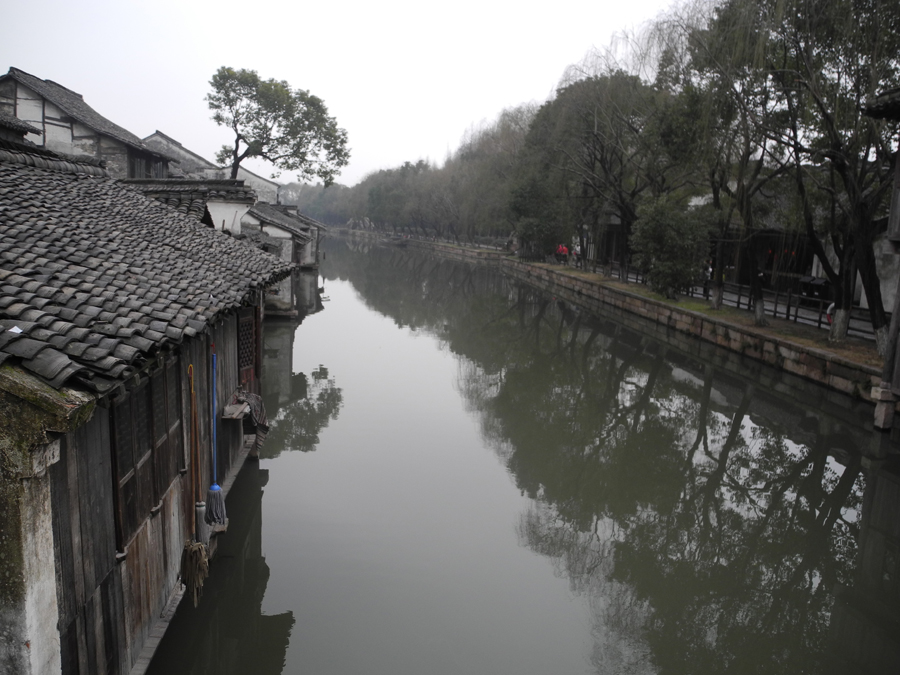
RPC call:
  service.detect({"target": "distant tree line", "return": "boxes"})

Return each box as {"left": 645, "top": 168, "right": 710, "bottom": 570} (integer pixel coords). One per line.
{"left": 283, "top": 0, "right": 899, "bottom": 348}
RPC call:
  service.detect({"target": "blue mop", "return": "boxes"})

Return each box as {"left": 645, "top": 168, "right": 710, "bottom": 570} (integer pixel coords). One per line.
{"left": 205, "top": 349, "right": 227, "bottom": 525}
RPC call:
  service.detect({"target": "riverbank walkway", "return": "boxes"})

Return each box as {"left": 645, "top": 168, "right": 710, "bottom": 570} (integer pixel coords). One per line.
{"left": 559, "top": 262, "right": 882, "bottom": 371}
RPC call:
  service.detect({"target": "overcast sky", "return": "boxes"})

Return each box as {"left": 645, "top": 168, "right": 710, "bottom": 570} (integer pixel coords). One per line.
{"left": 2, "top": 0, "right": 676, "bottom": 186}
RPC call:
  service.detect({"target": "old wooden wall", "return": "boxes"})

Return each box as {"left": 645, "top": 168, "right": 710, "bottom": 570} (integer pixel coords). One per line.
{"left": 50, "top": 407, "right": 126, "bottom": 674}
{"left": 46, "top": 297, "right": 265, "bottom": 674}
{"left": 211, "top": 314, "right": 247, "bottom": 487}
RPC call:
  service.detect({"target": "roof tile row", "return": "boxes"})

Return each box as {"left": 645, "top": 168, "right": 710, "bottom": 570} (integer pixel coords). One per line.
{"left": 0, "top": 144, "right": 293, "bottom": 395}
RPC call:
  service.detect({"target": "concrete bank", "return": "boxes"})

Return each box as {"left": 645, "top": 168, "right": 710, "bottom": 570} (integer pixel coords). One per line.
{"left": 333, "top": 230, "right": 884, "bottom": 408}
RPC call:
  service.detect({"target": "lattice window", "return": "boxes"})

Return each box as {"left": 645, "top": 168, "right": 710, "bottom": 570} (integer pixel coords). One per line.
{"left": 238, "top": 315, "right": 255, "bottom": 369}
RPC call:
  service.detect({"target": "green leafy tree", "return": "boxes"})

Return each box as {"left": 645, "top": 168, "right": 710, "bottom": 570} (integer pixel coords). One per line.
{"left": 207, "top": 66, "right": 350, "bottom": 185}
{"left": 631, "top": 195, "right": 711, "bottom": 299}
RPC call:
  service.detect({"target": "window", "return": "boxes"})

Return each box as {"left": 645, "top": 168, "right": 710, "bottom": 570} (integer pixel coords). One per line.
{"left": 112, "top": 357, "right": 183, "bottom": 548}
{"left": 238, "top": 307, "right": 257, "bottom": 388}
{"left": 152, "top": 359, "right": 183, "bottom": 499}
{"left": 113, "top": 382, "right": 153, "bottom": 545}
{"left": 128, "top": 153, "right": 168, "bottom": 179}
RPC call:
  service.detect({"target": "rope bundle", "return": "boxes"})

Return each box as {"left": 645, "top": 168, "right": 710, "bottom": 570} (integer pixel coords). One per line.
{"left": 180, "top": 540, "right": 209, "bottom": 607}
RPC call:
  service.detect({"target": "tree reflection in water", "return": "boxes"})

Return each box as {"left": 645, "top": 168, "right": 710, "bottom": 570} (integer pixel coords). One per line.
{"left": 322, "top": 237, "right": 898, "bottom": 675}
{"left": 262, "top": 312, "right": 343, "bottom": 458}
{"left": 263, "top": 365, "right": 343, "bottom": 457}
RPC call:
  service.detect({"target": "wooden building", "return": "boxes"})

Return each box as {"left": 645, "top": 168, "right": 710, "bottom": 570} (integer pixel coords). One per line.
{"left": 0, "top": 67, "right": 172, "bottom": 180}
{"left": 241, "top": 203, "right": 321, "bottom": 316}
{"left": 0, "top": 118, "right": 292, "bottom": 675}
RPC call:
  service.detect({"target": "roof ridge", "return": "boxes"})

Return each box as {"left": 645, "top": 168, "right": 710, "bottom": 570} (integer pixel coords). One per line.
{"left": 8, "top": 68, "right": 86, "bottom": 99}
{"left": 3, "top": 67, "right": 167, "bottom": 159}
{"left": 143, "top": 131, "right": 218, "bottom": 169}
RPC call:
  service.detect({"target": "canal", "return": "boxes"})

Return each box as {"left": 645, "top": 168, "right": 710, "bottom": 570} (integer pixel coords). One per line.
{"left": 148, "top": 237, "right": 900, "bottom": 675}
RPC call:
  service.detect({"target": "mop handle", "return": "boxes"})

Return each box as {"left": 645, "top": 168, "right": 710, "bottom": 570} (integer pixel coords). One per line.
{"left": 211, "top": 349, "right": 217, "bottom": 485}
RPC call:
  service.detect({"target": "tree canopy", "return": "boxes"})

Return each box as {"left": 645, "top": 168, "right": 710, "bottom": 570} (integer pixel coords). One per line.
{"left": 276, "top": 0, "right": 899, "bottom": 341}
{"left": 207, "top": 66, "right": 350, "bottom": 185}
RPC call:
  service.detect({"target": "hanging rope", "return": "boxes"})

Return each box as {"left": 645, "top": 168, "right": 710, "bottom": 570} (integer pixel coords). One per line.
{"left": 179, "top": 540, "right": 209, "bottom": 608}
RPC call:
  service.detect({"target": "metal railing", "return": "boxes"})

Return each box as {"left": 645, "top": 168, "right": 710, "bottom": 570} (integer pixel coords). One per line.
{"left": 564, "top": 259, "right": 879, "bottom": 342}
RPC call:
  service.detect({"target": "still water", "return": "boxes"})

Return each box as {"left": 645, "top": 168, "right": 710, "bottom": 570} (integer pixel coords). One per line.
{"left": 149, "top": 238, "right": 900, "bottom": 674}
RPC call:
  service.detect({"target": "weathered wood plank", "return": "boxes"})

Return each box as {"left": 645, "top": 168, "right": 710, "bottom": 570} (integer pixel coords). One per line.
{"left": 50, "top": 436, "right": 79, "bottom": 669}
{"left": 66, "top": 422, "right": 86, "bottom": 617}
{"left": 75, "top": 421, "right": 99, "bottom": 595}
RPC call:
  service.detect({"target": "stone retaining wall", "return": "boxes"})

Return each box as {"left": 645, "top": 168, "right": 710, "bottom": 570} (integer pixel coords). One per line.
{"left": 330, "top": 229, "right": 882, "bottom": 407}
{"left": 501, "top": 258, "right": 882, "bottom": 406}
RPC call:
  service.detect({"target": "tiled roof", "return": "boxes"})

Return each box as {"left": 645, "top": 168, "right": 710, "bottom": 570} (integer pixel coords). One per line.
{"left": 247, "top": 203, "right": 313, "bottom": 242}
{"left": 0, "top": 110, "right": 40, "bottom": 135}
{"left": 239, "top": 226, "right": 286, "bottom": 257}
{"left": 271, "top": 205, "right": 327, "bottom": 231}
{"left": 0, "top": 138, "right": 108, "bottom": 177}
{"left": 0, "top": 144, "right": 293, "bottom": 394}
{"left": 124, "top": 179, "right": 257, "bottom": 220}
{"left": 2, "top": 67, "right": 172, "bottom": 159}
{"left": 288, "top": 209, "right": 327, "bottom": 231}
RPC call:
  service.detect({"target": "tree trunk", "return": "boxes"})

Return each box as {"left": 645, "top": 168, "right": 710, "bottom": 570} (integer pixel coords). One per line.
{"left": 856, "top": 241, "right": 889, "bottom": 356}
{"left": 753, "top": 295, "right": 767, "bottom": 325}
{"left": 710, "top": 239, "right": 725, "bottom": 310}
{"left": 829, "top": 308, "right": 850, "bottom": 343}
{"left": 711, "top": 284, "right": 725, "bottom": 310}
{"left": 746, "top": 244, "right": 767, "bottom": 326}
{"left": 875, "top": 325, "right": 889, "bottom": 356}
{"left": 827, "top": 242, "right": 855, "bottom": 343}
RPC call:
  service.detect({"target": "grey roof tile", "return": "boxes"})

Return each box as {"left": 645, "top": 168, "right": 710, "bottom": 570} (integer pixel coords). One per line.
{"left": 0, "top": 141, "right": 293, "bottom": 392}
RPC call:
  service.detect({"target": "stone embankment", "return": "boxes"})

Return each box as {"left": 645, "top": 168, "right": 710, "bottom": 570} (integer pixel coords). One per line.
{"left": 333, "top": 230, "right": 884, "bottom": 408}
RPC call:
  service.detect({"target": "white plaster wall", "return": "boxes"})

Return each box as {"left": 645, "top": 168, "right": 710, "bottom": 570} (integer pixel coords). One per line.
{"left": 261, "top": 225, "right": 291, "bottom": 240}
{"left": 43, "top": 120, "right": 71, "bottom": 149}
{"left": 42, "top": 101, "right": 62, "bottom": 120}
{"left": 16, "top": 85, "right": 44, "bottom": 145}
{"left": 235, "top": 168, "right": 278, "bottom": 203}
{"left": 66, "top": 121, "right": 98, "bottom": 158}
{"left": 299, "top": 238, "right": 316, "bottom": 266}
{"left": 22, "top": 443, "right": 62, "bottom": 675}
{"left": 208, "top": 202, "right": 252, "bottom": 235}
{"left": 267, "top": 275, "right": 293, "bottom": 312}
{"left": 260, "top": 225, "right": 294, "bottom": 262}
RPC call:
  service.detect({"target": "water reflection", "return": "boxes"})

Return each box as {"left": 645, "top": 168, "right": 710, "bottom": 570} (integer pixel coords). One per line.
{"left": 146, "top": 464, "right": 293, "bottom": 675}
{"left": 261, "top": 310, "right": 343, "bottom": 457}
{"left": 321, "top": 237, "right": 900, "bottom": 674}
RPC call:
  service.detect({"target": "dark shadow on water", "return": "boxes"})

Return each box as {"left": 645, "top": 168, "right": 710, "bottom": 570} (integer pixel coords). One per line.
{"left": 145, "top": 462, "right": 292, "bottom": 675}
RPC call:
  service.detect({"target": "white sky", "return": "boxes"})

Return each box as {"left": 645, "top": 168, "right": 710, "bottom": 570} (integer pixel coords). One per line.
{"left": 2, "top": 0, "right": 676, "bottom": 186}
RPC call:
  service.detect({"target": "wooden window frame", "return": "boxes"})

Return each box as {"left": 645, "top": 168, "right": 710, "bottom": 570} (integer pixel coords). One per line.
{"left": 111, "top": 356, "right": 183, "bottom": 550}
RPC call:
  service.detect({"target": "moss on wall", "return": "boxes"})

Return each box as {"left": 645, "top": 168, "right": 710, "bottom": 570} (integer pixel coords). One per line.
{"left": 0, "top": 365, "right": 94, "bottom": 479}
{"left": 0, "top": 364, "right": 95, "bottom": 630}
{"left": 0, "top": 474, "right": 24, "bottom": 607}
